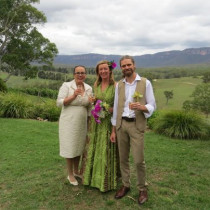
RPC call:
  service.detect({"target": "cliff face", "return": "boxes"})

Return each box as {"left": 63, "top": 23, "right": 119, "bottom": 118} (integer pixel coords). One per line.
{"left": 54, "top": 47, "right": 210, "bottom": 67}
{"left": 183, "top": 47, "right": 210, "bottom": 55}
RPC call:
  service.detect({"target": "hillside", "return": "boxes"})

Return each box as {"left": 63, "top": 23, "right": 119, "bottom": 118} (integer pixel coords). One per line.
{"left": 54, "top": 47, "right": 210, "bottom": 67}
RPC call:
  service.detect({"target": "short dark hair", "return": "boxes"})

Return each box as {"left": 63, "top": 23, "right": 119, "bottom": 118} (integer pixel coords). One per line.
{"left": 73, "top": 65, "right": 86, "bottom": 74}
{"left": 119, "top": 55, "right": 135, "bottom": 67}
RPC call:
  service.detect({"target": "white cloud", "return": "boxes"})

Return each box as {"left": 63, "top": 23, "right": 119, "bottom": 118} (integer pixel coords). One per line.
{"left": 34, "top": 0, "right": 210, "bottom": 55}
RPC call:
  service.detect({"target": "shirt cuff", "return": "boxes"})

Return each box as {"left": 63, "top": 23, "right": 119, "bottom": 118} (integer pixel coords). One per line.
{"left": 56, "top": 99, "right": 64, "bottom": 107}
{"left": 111, "top": 117, "right": 116, "bottom": 126}
{"left": 144, "top": 104, "right": 154, "bottom": 118}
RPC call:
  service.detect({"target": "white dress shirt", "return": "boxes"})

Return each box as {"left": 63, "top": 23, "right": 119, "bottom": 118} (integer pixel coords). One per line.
{"left": 111, "top": 74, "right": 156, "bottom": 126}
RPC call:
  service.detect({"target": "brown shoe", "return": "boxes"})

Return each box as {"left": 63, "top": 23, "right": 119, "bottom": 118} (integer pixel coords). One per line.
{"left": 138, "top": 190, "right": 148, "bottom": 205}
{"left": 115, "top": 186, "right": 130, "bottom": 199}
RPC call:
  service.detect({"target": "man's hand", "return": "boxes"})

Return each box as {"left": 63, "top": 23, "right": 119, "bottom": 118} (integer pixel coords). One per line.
{"left": 130, "top": 102, "right": 149, "bottom": 113}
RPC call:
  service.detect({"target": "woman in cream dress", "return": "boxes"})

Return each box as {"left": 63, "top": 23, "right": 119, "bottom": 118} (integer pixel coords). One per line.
{"left": 57, "top": 65, "right": 92, "bottom": 185}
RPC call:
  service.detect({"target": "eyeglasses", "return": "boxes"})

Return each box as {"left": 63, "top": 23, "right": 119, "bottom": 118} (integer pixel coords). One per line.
{"left": 74, "top": 72, "right": 86, "bottom": 75}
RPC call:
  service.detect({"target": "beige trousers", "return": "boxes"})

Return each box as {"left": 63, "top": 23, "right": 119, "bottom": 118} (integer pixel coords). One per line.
{"left": 116, "top": 119, "right": 147, "bottom": 191}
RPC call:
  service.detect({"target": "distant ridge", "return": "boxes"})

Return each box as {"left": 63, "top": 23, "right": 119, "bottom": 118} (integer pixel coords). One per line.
{"left": 54, "top": 47, "right": 210, "bottom": 68}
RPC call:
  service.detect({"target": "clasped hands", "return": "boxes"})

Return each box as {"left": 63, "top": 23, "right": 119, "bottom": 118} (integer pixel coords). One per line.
{"left": 73, "top": 88, "right": 82, "bottom": 97}
{"left": 129, "top": 102, "right": 144, "bottom": 111}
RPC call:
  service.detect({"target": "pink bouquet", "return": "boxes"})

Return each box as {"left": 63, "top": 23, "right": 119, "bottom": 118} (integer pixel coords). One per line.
{"left": 91, "top": 100, "right": 110, "bottom": 123}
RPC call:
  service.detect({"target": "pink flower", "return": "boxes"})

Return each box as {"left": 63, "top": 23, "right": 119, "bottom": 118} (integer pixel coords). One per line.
{"left": 96, "top": 119, "right": 101, "bottom": 123}
{"left": 108, "top": 60, "right": 117, "bottom": 70}
{"left": 91, "top": 99, "right": 104, "bottom": 124}
{"left": 96, "top": 100, "right": 102, "bottom": 104}
{"left": 111, "top": 62, "right": 117, "bottom": 69}
{"left": 94, "top": 104, "right": 101, "bottom": 112}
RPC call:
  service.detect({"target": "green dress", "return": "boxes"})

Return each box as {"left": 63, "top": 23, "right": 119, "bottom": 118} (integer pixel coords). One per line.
{"left": 83, "top": 84, "right": 118, "bottom": 192}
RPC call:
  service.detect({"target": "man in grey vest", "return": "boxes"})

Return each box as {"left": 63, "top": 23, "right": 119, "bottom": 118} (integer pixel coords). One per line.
{"left": 110, "top": 55, "right": 156, "bottom": 205}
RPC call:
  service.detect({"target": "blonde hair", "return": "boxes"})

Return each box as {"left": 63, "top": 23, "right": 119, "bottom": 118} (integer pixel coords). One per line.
{"left": 94, "top": 60, "right": 115, "bottom": 87}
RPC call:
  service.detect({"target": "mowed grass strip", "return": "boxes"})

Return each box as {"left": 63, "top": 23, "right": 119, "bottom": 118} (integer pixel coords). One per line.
{"left": 153, "top": 77, "right": 202, "bottom": 110}
{"left": 0, "top": 118, "right": 210, "bottom": 209}
{"left": 1, "top": 72, "right": 203, "bottom": 111}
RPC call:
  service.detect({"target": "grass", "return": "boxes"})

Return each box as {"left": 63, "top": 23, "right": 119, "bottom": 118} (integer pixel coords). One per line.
{"left": 0, "top": 72, "right": 202, "bottom": 110}
{"left": 0, "top": 72, "right": 96, "bottom": 89}
{"left": 0, "top": 118, "right": 210, "bottom": 209}
{"left": 153, "top": 77, "right": 202, "bottom": 110}
{"left": 0, "top": 72, "right": 54, "bottom": 89}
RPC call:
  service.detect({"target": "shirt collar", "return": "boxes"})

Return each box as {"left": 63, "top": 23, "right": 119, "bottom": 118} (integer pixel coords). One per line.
{"left": 122, "top": 73, "right": 141, "bottom": 83}
{"left": 70, "top": 79, "right": 77, "bottom": 90}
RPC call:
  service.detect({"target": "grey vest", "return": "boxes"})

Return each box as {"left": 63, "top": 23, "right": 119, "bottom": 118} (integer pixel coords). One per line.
{"left": 116, "top": 77, "right": 147, "bottom": 132}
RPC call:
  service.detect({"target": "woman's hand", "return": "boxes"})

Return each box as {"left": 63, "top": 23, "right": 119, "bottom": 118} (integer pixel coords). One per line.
{"left": 110, "top": 131, "right": 116, "bottom": 143}
{"left": 108, "top": 107, "right": 113, "bottom": 113}
{"left": 63, "top": 89, "right": 82, "bottom": 106}
{"left": 74, "top": 88, "right": 82, "bottom": 97}
{"left": 88, "top": 95, "right": 96, "bottom": 104}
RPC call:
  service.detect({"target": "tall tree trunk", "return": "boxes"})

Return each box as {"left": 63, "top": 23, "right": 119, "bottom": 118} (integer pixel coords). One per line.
{"left": 4, "top": 73, "right": 12, "bottom": 82}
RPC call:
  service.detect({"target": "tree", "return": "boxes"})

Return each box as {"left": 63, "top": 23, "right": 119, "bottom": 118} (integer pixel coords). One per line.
{"left": 0, "top": 77, "right": 7, "bottom": 92}
{"left": 23, "top": 66, "right": 38, "bottom": 80}
{"left": 183, "top": 83, "right": 210, "bottom": 118}
{"left": 202, "top": 72, "right": 210, "bottom": 83}
{"left": 141, "top": 72, "right": 156, "bottom": 84}
{"left": 164, "top": 90, "right": 173, "bottom": 104}
{"left": 0, "top": 0, "right": 58, "bottom": 81}
{"left": 182, "top": 100, "right": 193, "bottom": 111}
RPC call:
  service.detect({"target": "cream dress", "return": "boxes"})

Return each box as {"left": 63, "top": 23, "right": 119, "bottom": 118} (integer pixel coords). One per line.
{"left": 57, "top": 80, "right": 92, "bottom": 158}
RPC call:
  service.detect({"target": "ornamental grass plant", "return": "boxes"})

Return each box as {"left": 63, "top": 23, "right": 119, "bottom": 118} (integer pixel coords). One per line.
{"left": 0, "top": 92, "right": 33, "bottom": 119}
{"left": 0, "top": 92, "right": 60, "bottom": 121}
{"left": 33, "top": 100, "right": 60, "bottom": 121}
{"left": 153, "top": 110, "right": 210, "bottom": 140}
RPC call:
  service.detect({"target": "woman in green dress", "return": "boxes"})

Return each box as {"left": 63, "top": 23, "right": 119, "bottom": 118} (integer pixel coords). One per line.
{"left": 83, "top": 60, "right": 119, "bottom": 192}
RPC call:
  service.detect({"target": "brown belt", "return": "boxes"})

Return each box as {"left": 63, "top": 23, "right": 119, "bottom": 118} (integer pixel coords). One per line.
{"left": 122, "top": 117, "right": 136, "bottom": 122}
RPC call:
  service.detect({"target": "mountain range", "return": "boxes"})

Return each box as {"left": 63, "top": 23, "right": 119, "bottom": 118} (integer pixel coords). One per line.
{"left": 54, "top": 47, "right": 210, "bottom": 68}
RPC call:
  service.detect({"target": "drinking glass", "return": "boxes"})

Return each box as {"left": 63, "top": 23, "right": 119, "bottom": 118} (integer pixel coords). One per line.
{"left": 77, "top": 84, "right": 82, "bottom": 101}
{"left": 89, "top": 92, "right": 96, "bottom": 105}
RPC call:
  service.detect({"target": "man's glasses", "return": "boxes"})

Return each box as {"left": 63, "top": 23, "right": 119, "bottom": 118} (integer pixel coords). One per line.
{"left": 74, "top": 72, "right": 86, "bottom": 75}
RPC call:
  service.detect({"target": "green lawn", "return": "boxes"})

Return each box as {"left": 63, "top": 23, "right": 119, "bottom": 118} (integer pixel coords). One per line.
{"left": 1, "top": 72, "right": 203, "bottom": 111}
{"left": 0, "top": 118, "right": 210, "bottom": 209}
{"left": 0, "top": 72, "right": 96, "bottom": 89}
{"left": 153, "top": 77, "right": 202, "bottom": 110}
{"left": 0, "top": 72, "right": 58, "bottom": 89}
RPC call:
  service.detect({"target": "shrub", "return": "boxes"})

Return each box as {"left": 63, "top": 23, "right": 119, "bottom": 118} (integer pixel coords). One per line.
{"left": 153, "top": 110, "right": 210, "bottom": 140}
{"left": 47, "top": 81, "right": 63, "bottom": 90}
{"left": 19, "top": 87, "right": 58, "bottom": 99}
{"left": 0, "top": 93, "right": 4, "bottom": 116}
{"left": 33, "top": 100, "right": 61, "bottom": 121}
{"left": 147, "top": 110, "right": 162, "bottom": 129}
{"left": 0, "top": 92, "right": 33, "bottom": 119}
{"left": 0, "top": 78, "right": 7, "bottom": 92}
{"left": 183, "top": 83, "right": 210, "bottom": 118}
{"left": 85, "top": 77, "right": 95, "bottom": 87}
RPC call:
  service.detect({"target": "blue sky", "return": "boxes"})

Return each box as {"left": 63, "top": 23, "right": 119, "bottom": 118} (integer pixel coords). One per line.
{"left": 35, "top": 0, "right": 210, "bottom": 55}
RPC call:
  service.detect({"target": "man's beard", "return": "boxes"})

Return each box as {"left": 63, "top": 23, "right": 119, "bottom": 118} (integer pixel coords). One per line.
{"left": 122, "top": 69, "right": 134, "bottom": 77}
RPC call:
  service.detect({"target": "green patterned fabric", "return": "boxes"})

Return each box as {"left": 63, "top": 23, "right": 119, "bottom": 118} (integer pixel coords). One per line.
{"left": 83, "top": 84, "right": 118, "bottom": 192}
